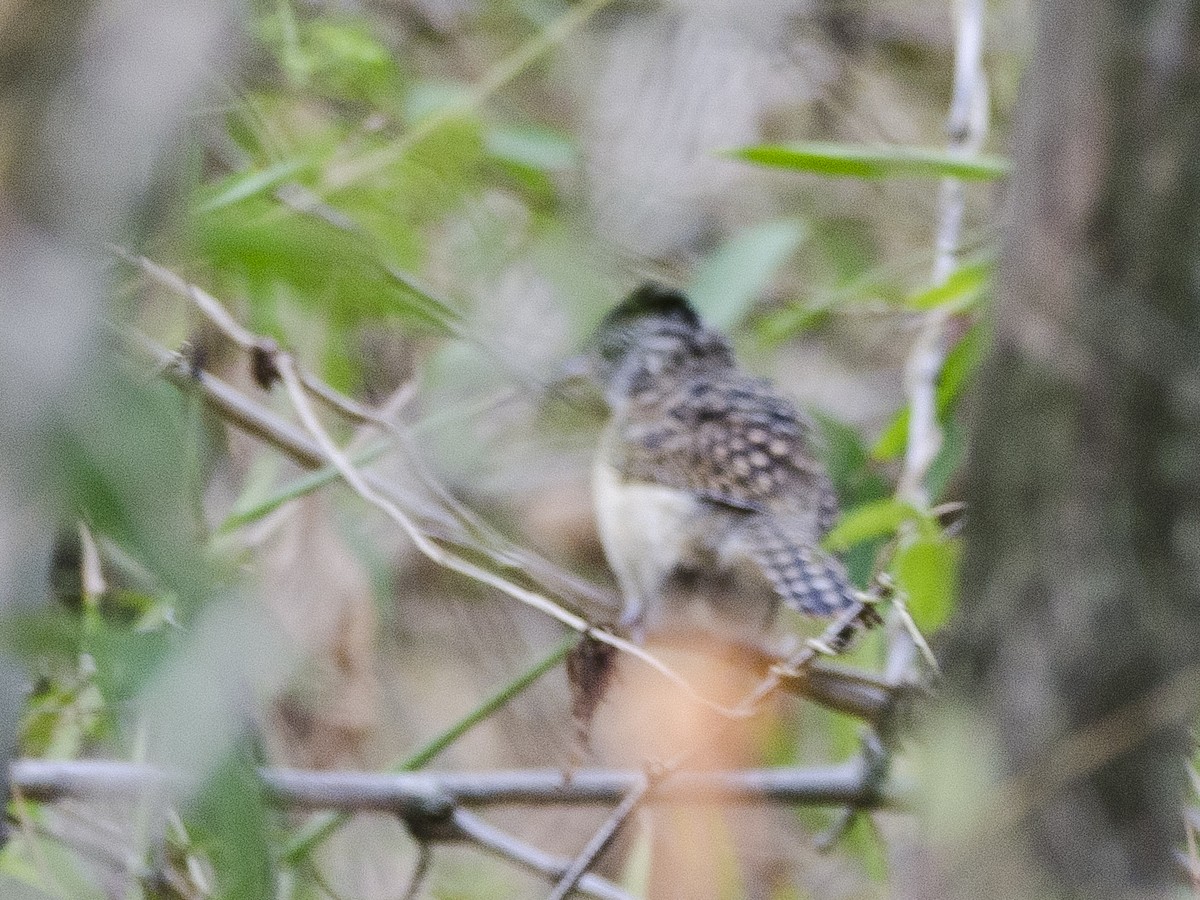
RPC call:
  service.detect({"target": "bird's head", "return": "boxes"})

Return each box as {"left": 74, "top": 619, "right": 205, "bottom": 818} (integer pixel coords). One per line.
{"left": 572, "top": 282, "right": 733, "bottom": 410}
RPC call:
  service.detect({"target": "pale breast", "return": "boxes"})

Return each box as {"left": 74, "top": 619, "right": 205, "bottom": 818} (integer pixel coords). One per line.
{"left": 592, "top": 456, "right": 704, "bottom": 618}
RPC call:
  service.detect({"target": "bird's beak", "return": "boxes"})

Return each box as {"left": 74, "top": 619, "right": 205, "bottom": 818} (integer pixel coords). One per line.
{"left": 557, "top": 352, "right": 592, "bottom": 383}
{"left": 544, "top": 352, "right": 607, "bottom": 414}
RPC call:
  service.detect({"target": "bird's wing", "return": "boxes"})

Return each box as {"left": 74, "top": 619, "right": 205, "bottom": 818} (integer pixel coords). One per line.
{"left": 613, "top": 374, "right": 855, "bottom": 617}
{"left": 615, "top": 374, "right": 839, "bottom": 529}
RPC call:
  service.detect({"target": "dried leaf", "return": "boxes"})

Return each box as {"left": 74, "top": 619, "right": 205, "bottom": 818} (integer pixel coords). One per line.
{"left": 566, "top": 635, "right": 617, "bottom": 761}
{"left": 250, "top": 340, "right": 282, "bottom": 390}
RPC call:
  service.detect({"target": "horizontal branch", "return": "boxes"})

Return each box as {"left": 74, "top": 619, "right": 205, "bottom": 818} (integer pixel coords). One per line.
{"left": 12, "top": 758, "right": 912, "bottom": 812}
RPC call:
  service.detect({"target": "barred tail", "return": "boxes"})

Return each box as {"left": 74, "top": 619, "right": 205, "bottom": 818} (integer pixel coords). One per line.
{"left": 747, "top": 520, "right": 858, "bottom": 617}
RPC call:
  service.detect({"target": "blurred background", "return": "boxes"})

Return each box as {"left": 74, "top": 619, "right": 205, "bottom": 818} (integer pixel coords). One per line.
{"left": 0, "top": 0, "right": 1032, "bottom": 897}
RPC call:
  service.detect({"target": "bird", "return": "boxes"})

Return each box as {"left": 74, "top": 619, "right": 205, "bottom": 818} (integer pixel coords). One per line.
{"left": 580, "top": 282, "right": 859, "bottom": 640}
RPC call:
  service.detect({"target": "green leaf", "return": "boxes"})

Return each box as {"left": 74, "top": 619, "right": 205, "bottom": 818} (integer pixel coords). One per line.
{"left": 256, "top": 11, "right": 406, "bottom": 106}
{"left": 925, "top": 417, "right": 967, "bottom": 503}
{"left": 20, "top": 675, "right": 104, "bottom": 760}
{"left": 195, "top": 158, "right": 309, "bottom": 214}
{"left": 893, "top": 537, "right": 961, "bottom": 631}
{"left": 687, "top": 220, "right": 807, "bottom": 330}
{"left": 756, "top": 303, "right": 829, "bottom": 342}
{"left": 731, "top": 142, "right": 1009, "bottom": 181}
{"left": 871, "top": 408, "right": 910, "bottom": 462}
{"left": 905, "top": 260, "right": 991, "bottom": 312}
{"left": 936, "top": 321, "right": 987, "bottom": 409}
{"left": 813, "top": 413, "right": 888, "bottom": 503}
{"left": 811, "top": 414, "right": 891, "bottom": 585}
{"left": 839, "top": 812, "right": 890, "bottom": 883}
{"left": 194, "top": 194, "right": 459, "bottom": 333}
{"left": 823, "top": 498, "right": 930, "bottom": 551}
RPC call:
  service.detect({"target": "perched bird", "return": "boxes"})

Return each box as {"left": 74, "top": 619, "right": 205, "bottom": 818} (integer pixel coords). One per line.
{"left": 582, "top": 282, "right": 858, "bottom": 639}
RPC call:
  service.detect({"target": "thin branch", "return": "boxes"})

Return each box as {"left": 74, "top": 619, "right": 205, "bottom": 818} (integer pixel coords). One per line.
{"left": 113, "top": 249, "right": 618, "bottom": 611}
{"left": 647, "top": 630, "right": 902, "bottom": 724}
{"left": 273, "top": 349, "right": 776, "bottom": 719}
{"left": 120, "top": 330, "right": 617, "bottom": 614}
{"left": 398, "top": 844, "right": 431, "bottom": 900}
{"left": 890, "top": 593, "right": 942, "bottom": 674}
{"left": 448, "top": 808, "right": 632, "bottom": 900}
{"left": 871, "top": 0, "right": 991, "bottom": 780}
{"left": 896, "top": 0, "right": 989, "bottom": 508}
{"left": 11, "top": 759, "right": 913, "bottom": 810}
{"left": 121, "top": 333, "right": 896, "bottom": 728}
{"left": 728, "top": 599, "right": 884, "bottom": 718}
{"left": 546, "top": 775, "right": 650, "bottom": 900}
{"left": 112, "top": 248, "right": 399, "bottom": 428}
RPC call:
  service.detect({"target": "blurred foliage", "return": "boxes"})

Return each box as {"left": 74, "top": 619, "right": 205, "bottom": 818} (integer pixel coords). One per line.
{"left": 1, "top": 0, "right": 1008, "bottom": 897}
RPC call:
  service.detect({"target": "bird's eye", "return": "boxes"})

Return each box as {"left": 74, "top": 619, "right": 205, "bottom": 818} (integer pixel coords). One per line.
{"left": 597, "top": 329, "right": 632, "bottom": 363}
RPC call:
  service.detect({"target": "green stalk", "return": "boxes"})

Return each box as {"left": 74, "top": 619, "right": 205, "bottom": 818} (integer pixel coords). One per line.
{"left": 216, "top": 439, "right": 394, "bottom": 534}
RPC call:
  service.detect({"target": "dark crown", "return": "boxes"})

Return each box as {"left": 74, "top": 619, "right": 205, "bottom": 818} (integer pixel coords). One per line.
{"left": 598, "top": 282, "right": 701, "bottom": 335}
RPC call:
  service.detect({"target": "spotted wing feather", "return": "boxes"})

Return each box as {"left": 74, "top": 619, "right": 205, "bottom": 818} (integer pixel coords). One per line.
{"left": 618, "top": 375, "right": 833, "bottom": 509}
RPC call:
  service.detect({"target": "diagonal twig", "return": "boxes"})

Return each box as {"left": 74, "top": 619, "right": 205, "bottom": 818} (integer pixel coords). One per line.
{"left": 122, "top": 332, "right": 897, "bottom": 726}
{"left": 114, "top": 250, "right": 619, "bottom": 612}
{"left": 272, "top": 349, "right": 765, "bottom": 718}
{"left": 546, "top": 774, "right": 651, "bottom": 900}
{"left": 449, "top": 808, "right": 632, "bottom": 900}
{"left": 111, "top": 247, "right": 398, "bottom": 428}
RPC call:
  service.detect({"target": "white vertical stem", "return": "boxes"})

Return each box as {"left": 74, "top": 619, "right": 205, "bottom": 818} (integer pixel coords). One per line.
{"left": 898, "top": 0, "right": 989, "bottom": 509}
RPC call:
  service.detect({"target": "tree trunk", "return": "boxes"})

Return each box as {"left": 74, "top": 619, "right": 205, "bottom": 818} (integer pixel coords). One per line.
{"left": 930, "top": 2, "right": 1200, "bottom": 897}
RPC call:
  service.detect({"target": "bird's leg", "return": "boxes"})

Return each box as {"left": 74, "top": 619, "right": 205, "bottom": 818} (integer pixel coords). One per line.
{"left": 618, "top": 596, "right": 647, "bottom": 643}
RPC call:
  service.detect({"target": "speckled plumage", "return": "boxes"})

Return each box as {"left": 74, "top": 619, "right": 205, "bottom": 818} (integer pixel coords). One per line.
{"left": 587, "top": 283, "right": 856, "bottom": 634}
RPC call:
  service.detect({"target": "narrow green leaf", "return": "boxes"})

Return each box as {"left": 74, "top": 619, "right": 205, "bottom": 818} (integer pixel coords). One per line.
{"left": 731, "top": 142, "right": 1009, "bottom": 181}
{"left": 871, "top": 408, "right": 910, "bottom": 462}
{"left": 195, "top": 159, "right": 308, "bottom": 214}
{"left": 894, "top": 537, "right": 961, "bottom": 631}
{"left": 687, "top": 220, "right": 807, "bottom": 331}
{"left": 905, "top": 260, "right": 991, "bottom": 311}
{"left": 936, "top": 322, "right": 987, "bottom": 409}
{"left": 823, "top": 498, "right": 925, "bottom": 551}
{"left": 216, "top": 439, "right": 395, "bottom": 534}
{"left": 925, "top": 418, "right": 967, "bottom": 503}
